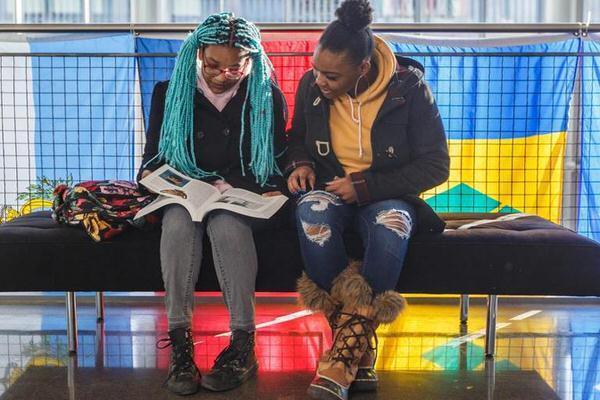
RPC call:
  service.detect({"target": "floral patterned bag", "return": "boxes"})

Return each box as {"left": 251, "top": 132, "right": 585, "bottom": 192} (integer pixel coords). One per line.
{"left": 52, "top": 180, "right": 156, "bottom": 242}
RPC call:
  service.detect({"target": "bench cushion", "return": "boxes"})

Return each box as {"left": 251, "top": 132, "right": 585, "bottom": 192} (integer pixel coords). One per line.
{"left": 1, "top": 211, "right": 599, "bottom": 296}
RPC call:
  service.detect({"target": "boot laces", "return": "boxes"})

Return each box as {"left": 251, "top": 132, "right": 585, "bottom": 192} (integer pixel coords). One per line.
{"left": 328, "top": 311, "right": 378, "bottom": 370}
{"left": 157, "top": 333, "right": 197, "bottom": 381}
{"left": 213, "top": 331, "right": 253, "bottom": 371}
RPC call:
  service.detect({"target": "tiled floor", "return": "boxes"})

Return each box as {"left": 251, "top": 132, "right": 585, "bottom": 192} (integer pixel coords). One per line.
{"left": 0, "top": 296, "right": 599, "bottom": 399}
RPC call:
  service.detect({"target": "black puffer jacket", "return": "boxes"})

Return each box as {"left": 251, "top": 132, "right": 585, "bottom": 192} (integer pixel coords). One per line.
{"left": 285, "top": 56, "right": 450, "bottom": 233}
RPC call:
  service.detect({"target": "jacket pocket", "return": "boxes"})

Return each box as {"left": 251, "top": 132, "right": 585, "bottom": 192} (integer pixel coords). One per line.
{"left": 303, "top": 109, "right": 329, "bottom": 159}
{"left": 374, "top": 113, "right": 410, "bottom": 167}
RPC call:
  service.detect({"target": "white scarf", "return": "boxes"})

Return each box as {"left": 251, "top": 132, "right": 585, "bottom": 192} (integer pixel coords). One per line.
{"left": 196, "top": 62, "right": 245, "bottom": 112}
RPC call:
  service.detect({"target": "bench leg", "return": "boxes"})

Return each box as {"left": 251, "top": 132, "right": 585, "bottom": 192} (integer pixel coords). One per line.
{"left": 95, "top": 319, "right": 105, "bottom": 368}
{"left": 68, "top": 352, "right": 77, "bottom": 400}
{"left": 485, "top": 294, "right": 498, "bottom": 358}
{"left": 459, "top": 321, "right": 468, "bottom": 370}
{"left": 460, "top": 294, "right": 469, "bottom": 324}
{"left": 95, "top": 292, "right": 104, "bottom": 322}
{"left": 66, "top": 291, "right": 78, "bottom": 354}
{"left": 485, "top": 356, "right": 496, "bottom": 399}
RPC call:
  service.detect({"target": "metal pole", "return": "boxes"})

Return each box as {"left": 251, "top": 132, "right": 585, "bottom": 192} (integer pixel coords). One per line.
{"left": 459, "top": 321, "right": 468, "bottom": 371}
{"left": 158, "top": 0, "right": 170, "bottom": 23}
{"left": 413, "top": 0, "right": 421, "bottom": 23}
{"left": 576, "top": 0, "right": 585, "bottom": 23}
{"left": 479, "top": 0, "right": 487, "bottom": 23}
{"left": 485, "top": 295, "right": 498, "bottom": 357}
{"left": 129, "top": 0, "right": 136, "bottom": 24}
{"left": 460, "top": 294, "right": 469, "bottom": 324}
{"left": 485, "top": 356, "right": 496, "bottom": 399}
{"left": 95, "top": 320, "right": 105, "bottom": 368}
{"left": 561, "top": 39, "right": 582, "bottom": 231}
{"left": 14, "top": 0, "right": 22, "bottom": 24}
{"left": 83, "top": 0, "right": 90, "bottom": 23}
{"left": 66, "top": 291, "right": 78, "bottom": 354}
{"left": 0, "top": 22, "right": 597, "bottom": 33}
{"left": 68, "top": 353, "right": 77, "bottom": 400}
{"left": 95, "top": 292, "right": 104, "bottom": 321}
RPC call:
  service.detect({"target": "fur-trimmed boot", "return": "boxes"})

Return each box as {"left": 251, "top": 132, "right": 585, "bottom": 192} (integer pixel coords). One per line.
{"left": 351, "top": 285, "right": 407, "bottom": 393}
{"left": 299, "top": 263, "right": 406, "bottom": 400}
{"left": 297, "top": 271, "right": 340, "bottom": 318}
{"left": 351, "top": 320, "right": 378, "bottom": 392}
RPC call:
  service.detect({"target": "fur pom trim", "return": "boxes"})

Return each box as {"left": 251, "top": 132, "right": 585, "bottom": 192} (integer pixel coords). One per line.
{"left": 296, "top": 272, "right": 337, "bottom": 315}
{"left": 371, "top": 290, "right": 406, "bottom": 324}
{"left": 330, "top": 261, "right": 373, "bottom": 309}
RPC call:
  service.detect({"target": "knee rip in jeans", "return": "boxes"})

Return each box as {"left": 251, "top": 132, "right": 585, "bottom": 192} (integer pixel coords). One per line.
{"left": 301, "top": 220, "right": 332, "bottom": 246}
{"left": 375, "top": 209, "right": 412, "bottom": 239}
{"left": 298, "top": 190, "right": 342, "bottom": 212}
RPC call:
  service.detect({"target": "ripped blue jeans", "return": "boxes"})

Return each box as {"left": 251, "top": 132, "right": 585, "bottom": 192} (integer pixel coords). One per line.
{"left": 295, "top": 191, "right": 416, "bottom": 295}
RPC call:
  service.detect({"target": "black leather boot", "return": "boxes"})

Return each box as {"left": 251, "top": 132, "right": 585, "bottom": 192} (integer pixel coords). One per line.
{"left": 157, "top": 327, "right": 200, "bottom": 396}
{"left": 201, "top": 329, "right": 258, "bottom": 392}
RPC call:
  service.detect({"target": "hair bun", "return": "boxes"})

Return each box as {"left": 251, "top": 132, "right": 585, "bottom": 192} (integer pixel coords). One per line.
{"left": 335, "top": 0, "right": 373, "bottom": 32}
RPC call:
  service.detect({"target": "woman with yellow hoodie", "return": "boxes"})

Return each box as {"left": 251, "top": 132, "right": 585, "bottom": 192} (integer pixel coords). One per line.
{"left": 285, "top": 1, "right": 449, "bottom": 399}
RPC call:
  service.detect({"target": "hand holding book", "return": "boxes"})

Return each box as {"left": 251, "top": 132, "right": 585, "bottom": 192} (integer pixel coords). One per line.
{"left": 135, "top": 165, "right": 288, "bottom": 222}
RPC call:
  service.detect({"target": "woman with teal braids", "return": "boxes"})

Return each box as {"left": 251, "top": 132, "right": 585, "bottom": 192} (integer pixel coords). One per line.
{"left": 138, "top": 13, "right": 288, "bottom": 396}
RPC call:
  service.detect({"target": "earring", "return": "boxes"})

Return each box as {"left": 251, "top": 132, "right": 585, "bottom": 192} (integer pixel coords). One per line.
{"left": 354, "top": 74, "right": 366, "bottom": 97}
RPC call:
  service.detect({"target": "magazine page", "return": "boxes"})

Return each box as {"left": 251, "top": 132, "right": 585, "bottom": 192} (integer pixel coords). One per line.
{"left": 199, "top": 188, "right": 288, "bottom": 220}
{"left": 137, "top": 165, "right": 287, "bottom": 221}
{"left": 139, "top": 165, "right": 221, "bottom": 220}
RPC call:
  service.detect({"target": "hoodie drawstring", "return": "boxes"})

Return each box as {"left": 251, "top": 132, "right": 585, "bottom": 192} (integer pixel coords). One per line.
{"left": 347, "top": 73, "right": 367, "bottom": 159}
{"left": 346, "top": 94, "right": 364, "bottom": 159}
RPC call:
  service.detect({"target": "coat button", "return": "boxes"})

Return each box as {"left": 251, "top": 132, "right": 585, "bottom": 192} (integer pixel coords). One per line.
{"left": 197, "top": 131, "right": 205, "bottom": 139}
{"left": 223, "top": 128, "right": 230, "bottom": 136}
{"left": 397, "top": 96, "right": 406, "bottom": 105}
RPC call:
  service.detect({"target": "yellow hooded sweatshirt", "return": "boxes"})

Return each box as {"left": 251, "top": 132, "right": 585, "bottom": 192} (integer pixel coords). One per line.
{"left": 330, "top": 35, "right": 397, "bottom": 174}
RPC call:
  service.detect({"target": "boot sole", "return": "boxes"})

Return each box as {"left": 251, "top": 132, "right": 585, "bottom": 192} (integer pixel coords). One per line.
{"left": 307, "top": 384, "right": 346, "bottom": 400}
{"left": 200, "top": 362, "right": 258, "bottom": 392}
{"left": 350, "top": 379, "right": 378, "bottom": 392}
{"left": 166, "top": 381, "right": 200, "bottom": 396}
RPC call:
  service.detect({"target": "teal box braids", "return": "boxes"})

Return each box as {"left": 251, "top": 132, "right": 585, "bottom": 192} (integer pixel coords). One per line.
{"left": 149, "top": 12, "right": 282, "bottom": 186}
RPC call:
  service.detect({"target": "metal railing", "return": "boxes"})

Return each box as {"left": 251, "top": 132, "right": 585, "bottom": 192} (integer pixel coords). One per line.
{"left": 0, "top": 22, "right": 600, "bottom": 33}
{"left": 3, "top": 0, "right": 598, "bottom": 24}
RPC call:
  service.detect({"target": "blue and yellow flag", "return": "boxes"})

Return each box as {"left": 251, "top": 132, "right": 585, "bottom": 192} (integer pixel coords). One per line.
{"left": 384, "top": 36, "right": 579, "bottom": 223}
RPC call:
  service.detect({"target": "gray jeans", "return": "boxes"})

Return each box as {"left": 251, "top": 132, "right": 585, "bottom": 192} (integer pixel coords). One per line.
{"left": 161, "top": 204, "right": 264, "bottom": 332}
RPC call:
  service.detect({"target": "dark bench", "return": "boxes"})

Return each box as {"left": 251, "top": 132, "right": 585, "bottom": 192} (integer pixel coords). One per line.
{"left": 2, "top": 211, "right": 600, "bottom": 357}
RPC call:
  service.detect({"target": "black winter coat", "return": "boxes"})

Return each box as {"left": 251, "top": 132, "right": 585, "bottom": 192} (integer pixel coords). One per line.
{"left": 285, "top": 56, "right": 450, "bottom": 233}
{"left": 138, "top": 79, "right": 288, "bottom": 195}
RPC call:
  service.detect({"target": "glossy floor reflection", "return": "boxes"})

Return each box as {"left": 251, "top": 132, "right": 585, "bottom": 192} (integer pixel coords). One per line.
{"left": 0, "top": 298, "right": 599, "bottom": 399}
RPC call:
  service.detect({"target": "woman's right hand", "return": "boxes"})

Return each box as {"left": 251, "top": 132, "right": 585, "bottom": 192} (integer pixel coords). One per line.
{"left": 287, "top": 165, "right": 316, "bottom": 194}
{"left": 140, "top": 170, "right": 156, "bottom": 193}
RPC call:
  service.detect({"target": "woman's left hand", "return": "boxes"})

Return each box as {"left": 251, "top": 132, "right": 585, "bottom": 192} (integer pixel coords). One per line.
{"left": 325, "top": 176, "right": 357, "bottom": 204}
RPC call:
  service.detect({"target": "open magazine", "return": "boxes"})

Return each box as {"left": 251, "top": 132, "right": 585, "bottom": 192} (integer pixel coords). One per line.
{"left": 134, "top": 164, "right": 288, "bottom": 222}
